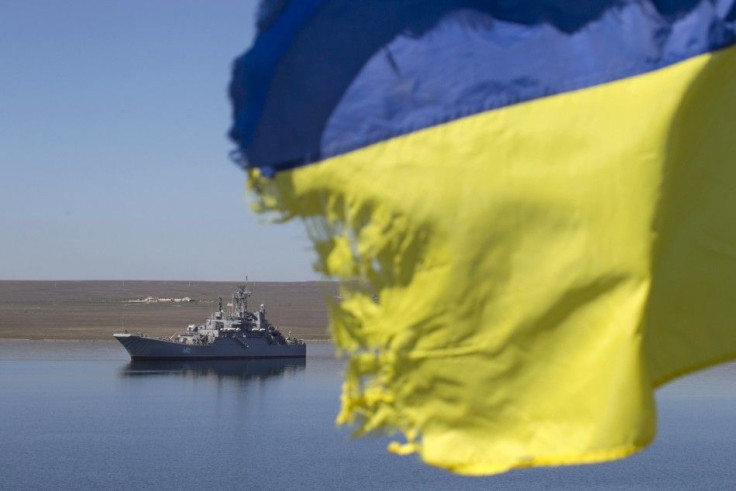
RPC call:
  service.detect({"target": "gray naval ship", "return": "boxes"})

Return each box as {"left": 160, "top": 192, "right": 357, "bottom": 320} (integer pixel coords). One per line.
{"left": 114, "top": 285, "right": 306, "bottom": 360}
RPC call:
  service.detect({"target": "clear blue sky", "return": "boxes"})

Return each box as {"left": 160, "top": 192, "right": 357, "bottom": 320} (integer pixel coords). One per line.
{"left": 0, "top": 1, "right": 318, "bottom": 281}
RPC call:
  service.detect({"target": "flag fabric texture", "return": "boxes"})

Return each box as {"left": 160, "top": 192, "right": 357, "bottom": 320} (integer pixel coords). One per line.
{"left": 229, "top": 0, "right": 736, "bottom": 475}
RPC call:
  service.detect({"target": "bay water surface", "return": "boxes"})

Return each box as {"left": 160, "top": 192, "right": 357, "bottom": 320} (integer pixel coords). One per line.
{"left": 1, "top": 340, "right": 734, "bottom": 490}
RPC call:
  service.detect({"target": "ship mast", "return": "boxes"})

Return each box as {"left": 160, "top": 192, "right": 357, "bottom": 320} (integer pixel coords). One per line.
{"left": 230, "top": 281, "right": 251, "bottom": 317}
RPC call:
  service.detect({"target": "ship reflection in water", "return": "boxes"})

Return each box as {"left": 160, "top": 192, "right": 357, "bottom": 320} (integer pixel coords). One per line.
{"left": 120, "top": 357, "right": 306, "bottom": 382}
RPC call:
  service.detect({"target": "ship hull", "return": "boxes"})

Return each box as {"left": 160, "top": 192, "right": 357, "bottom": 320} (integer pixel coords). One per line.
{"left": 114, "top": 333, "right": 306, "bottom": 360}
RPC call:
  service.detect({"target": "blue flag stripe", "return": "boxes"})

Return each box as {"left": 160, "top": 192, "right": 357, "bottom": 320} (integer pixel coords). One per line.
{"left": 230, "top": 0, "right": 736, "bottom": 174}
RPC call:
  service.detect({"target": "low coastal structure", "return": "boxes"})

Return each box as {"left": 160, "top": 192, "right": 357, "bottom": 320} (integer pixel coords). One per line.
{"left": 127, "top": 297, "right": 194, "bottom": 304}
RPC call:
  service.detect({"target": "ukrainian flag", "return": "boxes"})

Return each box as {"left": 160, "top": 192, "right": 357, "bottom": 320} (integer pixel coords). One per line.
{"left": 229, "top": 1, "right": 736, "bottom": 475}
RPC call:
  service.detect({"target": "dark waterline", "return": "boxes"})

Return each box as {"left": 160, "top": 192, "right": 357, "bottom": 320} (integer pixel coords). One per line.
{"left": 1, "top": 340, "right": 735, "bottom": 490}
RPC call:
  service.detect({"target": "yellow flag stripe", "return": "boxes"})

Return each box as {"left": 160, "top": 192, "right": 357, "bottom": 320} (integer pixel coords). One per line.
{"left": 249, "top": 44, "right": 736, "bottom": 475}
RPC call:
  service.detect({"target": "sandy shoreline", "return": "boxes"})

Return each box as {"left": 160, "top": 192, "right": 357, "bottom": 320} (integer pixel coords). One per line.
{"left": 0, "top": 280, "right": 337, "bottom": 341}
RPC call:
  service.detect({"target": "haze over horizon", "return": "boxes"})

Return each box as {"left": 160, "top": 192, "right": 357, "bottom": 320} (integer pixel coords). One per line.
{"left": 1, "top": 2, "right": 319, "bottom": 282}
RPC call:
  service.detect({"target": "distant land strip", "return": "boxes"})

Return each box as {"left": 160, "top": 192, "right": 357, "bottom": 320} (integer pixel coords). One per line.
{"left": 0, "top": 280, "right": 337, "bottom": 341}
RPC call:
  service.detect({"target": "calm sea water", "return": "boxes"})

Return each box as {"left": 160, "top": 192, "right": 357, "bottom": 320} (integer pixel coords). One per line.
{"left": 1, "top": 340, "right": 734, "bottom": 490}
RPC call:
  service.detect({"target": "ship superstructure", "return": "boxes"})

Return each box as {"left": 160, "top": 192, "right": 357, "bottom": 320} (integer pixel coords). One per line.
{"left": 114, "top": 285, "right": 306, "bottom": 360}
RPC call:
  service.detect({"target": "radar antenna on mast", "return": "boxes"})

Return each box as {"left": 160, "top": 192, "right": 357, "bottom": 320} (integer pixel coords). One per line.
{"left": 230, "top": 279, "right": 252, "bottom": 317}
